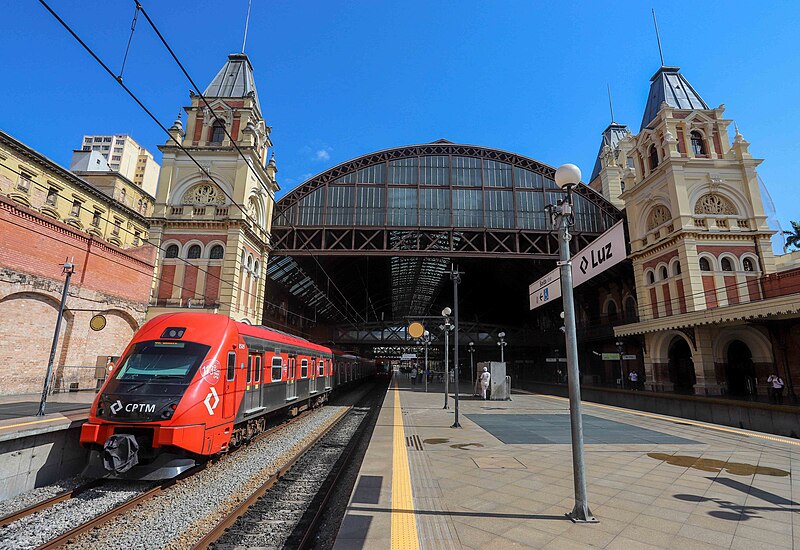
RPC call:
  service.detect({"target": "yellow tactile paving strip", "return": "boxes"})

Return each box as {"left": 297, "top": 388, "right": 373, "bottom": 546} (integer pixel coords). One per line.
{"left": 391, "top": 380, "right": 420, "bottom": 550}
{"left": 534, "top": 391, "right": 800, "bottom": 446}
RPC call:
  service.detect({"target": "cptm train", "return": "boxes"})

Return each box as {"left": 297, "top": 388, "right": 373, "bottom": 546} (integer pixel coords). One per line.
{"left": 81, "top": 312, "right": 375, "bottom": 479}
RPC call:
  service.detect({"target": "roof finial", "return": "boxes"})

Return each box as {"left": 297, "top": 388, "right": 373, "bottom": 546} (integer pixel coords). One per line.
{"left": 241, "top": 0, "right": 252, "bottom": 54}
{"left": 652, "top": 8, "right": 665, "bottom": 67}
{"left": 177, "top": 109, "right": 182, "bottom": 121}
{"left": 607, "top": 83, "right": 616, "bottom": 124}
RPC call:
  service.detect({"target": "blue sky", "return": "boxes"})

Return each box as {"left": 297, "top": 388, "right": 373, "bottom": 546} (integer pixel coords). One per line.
{"left": 2, "top": 1, "right": 799, "bottom": 239}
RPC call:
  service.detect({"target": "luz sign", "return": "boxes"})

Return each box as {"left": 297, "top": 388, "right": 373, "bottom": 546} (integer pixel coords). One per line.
{"left": 529, "top": 220, "right": 626, "bottom": 310}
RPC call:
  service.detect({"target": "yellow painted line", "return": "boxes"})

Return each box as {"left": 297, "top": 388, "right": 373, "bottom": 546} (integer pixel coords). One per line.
{"left": 0, "top": 416, "right": 65, "bottom": 431}
{"left": 391, "top": 379, "right": 420, "bottom": 550}
{"left": 532, "top": 391, "right": 800, "bottom": 446}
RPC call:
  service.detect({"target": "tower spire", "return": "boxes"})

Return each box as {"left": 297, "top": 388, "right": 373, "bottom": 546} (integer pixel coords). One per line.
{"left": 652, "top": 8, "right": 665, "bottom": 67}
{"left": 607, "top": 83, "right": 616, "bottom": 124}
{"left": 241, "top": 0, "right": 252, "bottom": 53}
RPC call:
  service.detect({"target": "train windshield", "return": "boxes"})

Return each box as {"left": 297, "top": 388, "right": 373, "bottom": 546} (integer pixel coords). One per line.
{"left": 114, "top": 340, "right": 211, "bottom": 381}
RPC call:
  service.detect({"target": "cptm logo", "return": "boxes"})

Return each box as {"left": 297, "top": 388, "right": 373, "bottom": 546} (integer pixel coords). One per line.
{"left": 110, "top": 400, "right": 156, "bottom": 414}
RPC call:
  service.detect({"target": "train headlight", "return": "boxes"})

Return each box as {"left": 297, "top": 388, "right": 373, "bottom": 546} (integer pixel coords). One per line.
{"left": 96, "top": 406, "right": 104, "bottom": 417}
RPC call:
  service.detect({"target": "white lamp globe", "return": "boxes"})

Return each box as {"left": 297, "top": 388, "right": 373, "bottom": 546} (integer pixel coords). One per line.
{"left": 441, "top": 307, "right": 452, "bottom": 316}
{"left": 555, "top": 164, "right": 582, "bottom": 189}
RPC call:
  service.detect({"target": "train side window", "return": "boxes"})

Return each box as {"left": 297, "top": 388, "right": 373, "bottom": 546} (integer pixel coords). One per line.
{"left": 227, "top": 352, "right": 236, "bottom": 381}
{"left": 271, "top": 356, "right": 282, "bottom": 381}
{"left": 318, "top": 359, "right": 325, "bottom": 377}
{"left": 301, "top": 358, "right": 308, "bottom": 379}
{"left": 246, "top": 356, "right": 252, "bottom": 384}
{"left": 254, "top": 356, "right": 262, "bottom": 383}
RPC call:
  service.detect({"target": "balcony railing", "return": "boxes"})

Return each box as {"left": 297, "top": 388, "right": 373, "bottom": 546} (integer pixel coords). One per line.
{"left": 168, "top": 205, "right": 230, "bottom": 219}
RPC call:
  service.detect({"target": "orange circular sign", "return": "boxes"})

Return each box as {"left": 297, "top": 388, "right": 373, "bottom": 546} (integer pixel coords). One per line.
{"left": 408, "top": 322, "right": 425, "bottom": 339}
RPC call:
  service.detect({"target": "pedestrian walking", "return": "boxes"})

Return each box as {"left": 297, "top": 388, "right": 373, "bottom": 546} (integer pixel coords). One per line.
{"left": 479, "top": 366, "right": 491, "bottom": 400}
{"left": 767, "top": 373, "right": 785, "bottom": 404}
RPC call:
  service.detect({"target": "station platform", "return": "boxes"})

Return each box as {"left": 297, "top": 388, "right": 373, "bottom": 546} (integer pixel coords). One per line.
{"left": 335, "top": 374, "right": 800, "bottom": 549}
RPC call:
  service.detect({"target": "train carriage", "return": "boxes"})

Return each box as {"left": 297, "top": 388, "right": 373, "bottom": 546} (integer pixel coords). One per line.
{"left": 81, "top": 312, "right": 373, "bottom": 479}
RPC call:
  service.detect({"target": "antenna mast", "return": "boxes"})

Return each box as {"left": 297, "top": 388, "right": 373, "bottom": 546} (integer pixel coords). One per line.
{"left": 241, "top": 0, "right": 252, "bottom": 53}
{"left": 652, "top": 8, "right": 665, "bottom": 66}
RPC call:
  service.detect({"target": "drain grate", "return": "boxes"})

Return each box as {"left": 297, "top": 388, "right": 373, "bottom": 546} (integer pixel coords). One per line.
{"left": 406, "top": 435, "right": 424, "bottom": 450}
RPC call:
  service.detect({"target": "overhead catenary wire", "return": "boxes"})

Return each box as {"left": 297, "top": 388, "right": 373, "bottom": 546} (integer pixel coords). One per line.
{"left": 36, "top": 0, "right": 361, "bottom": 329}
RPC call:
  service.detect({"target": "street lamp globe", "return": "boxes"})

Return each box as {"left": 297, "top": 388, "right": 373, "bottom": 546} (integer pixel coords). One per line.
{"left": 555, "top": 164, "right": 582, "bottom": 189}
{"left": 498, "top": 331, "right": 505, "bottom": 339}
{"left": 442, "top": 307, "right": 452, "bottom": 317}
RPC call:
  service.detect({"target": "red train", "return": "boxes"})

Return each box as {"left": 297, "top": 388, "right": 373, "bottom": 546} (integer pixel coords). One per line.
{"left": 81, "top": 312, "right": 374, "bottom": 479}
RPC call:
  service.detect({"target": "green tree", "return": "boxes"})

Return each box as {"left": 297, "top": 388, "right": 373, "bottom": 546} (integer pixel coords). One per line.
{"left": 784, "top": 220, "right": 800, "bottom": 251}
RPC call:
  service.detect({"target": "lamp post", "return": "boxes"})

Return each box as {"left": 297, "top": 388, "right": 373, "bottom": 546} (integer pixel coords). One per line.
{"left": 423, "top": 330, "right": 431, "bottom": 393}
{"left": 547, "top": 163, "right": 597, "bottom": 523}
{"left": 497, "top": 331, "right": 507, "bottom": 363}
{"left": 616, "top": 340, "right": 626, "bottom": 389}
{"left": 451, "top": 265, "right": 462, "bottom": 429}
{"left": 440, "top": 307, "right": 452, "bottom": 410}
{"left": 468, "top": 341, "right": 475, "bottom": 395}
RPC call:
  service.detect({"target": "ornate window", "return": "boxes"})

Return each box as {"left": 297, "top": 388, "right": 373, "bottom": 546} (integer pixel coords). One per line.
{"left": 690, "top": 131, "right": 706, "bottom": 156}
{"left": 165, "top": 244, "right": 179, "bottom": 258}
{"left": 210, "top": 120, "right": 226, "bottom": 143}
{"left": 660, "top": 266, "right": 669, "bottom": 280}
{"left": 209, "top": 244, "right": 224, "bottom": 259}
{"left": 721, "top": 257, "right": 733, "bottom": 271}
{"left": 646, "top": 205, "right": 671, "bottom": 231}
{"left": 699, "top": 257, "right": 711, "bottom": 271}
{"left": 694, "top": 193, "right": 737, "bottom": 216}
{"left": 743, "top": 258, "right": 754, "bottom": 272}
{"left": 647, "top": 271, "right": 655, "bottom": 284}
{"left": 648, "top": 145, "right": 659, "bottom": 171}
{"left": 673, "top": 261, "right": 682, "bottom": 276}
{"left": 182, "top": 183, "right": 225, "bottom": 205}
{"left": 187, "top": 244, "right": 202, "bottom": 259}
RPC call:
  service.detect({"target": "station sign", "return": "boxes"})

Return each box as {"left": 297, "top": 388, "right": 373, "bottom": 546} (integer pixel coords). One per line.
{"left": 622, "top": 354, "right": 637, "bottom": 360}
{"left": 400, "top": 353, "right": 417, "bottom": 361}
{"left": 545, "top": 357, "right": 568, "bottom": 363}
{"left": 601, "top": 353, "right": 621, "bottom": 361}
{"left": 529, "top": 220, "right": 626, "bottom": 311}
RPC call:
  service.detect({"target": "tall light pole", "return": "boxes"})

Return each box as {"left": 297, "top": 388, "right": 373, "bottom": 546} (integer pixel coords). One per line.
{"left": 548, "top": 163, "right": 597, "bottom": 523}
{"left": 440, "top": 307, "right": 452, "bottom": 410}
{"left": 38, "top": 259, "right": 76, "bottom": 416}
{"left": 451, "top": 264, "right": 462, "bottom": 429}
{"left": 497, "top": 331, "right": 507, "bottom": 363}
{"left": 616, "top": 340, "right": 626, "bottom": 389}
{"left": 423, "top": 330, "right": 431, "bottom": 393}
{"left": 468, "top": 341, "right": 475, "bottom": 395}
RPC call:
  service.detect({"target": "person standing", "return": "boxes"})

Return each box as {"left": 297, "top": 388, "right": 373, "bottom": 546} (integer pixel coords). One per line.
{"left": 628, "top": 370, "right": 639, "bottom": 390}
{"left": 479, "top": 366, "right": 491, "bottom": 400}
{"left": 767, "top": 373, "right": 785, "bottom": 404}
{"left": 411, "top": 366, "right": 417, "bottom": 385}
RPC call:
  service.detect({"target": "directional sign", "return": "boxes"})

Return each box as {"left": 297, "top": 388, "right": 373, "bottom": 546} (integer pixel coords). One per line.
{"left": 601, "top": 353, "right": 621, "bottom": 361}
{"left": 400, "top": 353, "right": 417, "bottom": 361}
{"left": 622, "top": 354, "right": 637, "bottom": 360}
{"left": 545, "top": 357, "right": 568, "bottom": 363}
{"left": 529, "top": 220, "right": 626, "bottom": 310}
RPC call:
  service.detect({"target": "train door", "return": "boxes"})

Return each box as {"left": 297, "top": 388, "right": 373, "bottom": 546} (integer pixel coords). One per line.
{"left": 223, "top": 351, "right": 237, "bottom": 418}
{"left": 310, "top": 359, "right": 317, "bottom": 394}
{"left": 253, "top": 355, "right": 263, "bottom": 409}
{"left": 287, "top": 355, "right": 297, "bottom": 400}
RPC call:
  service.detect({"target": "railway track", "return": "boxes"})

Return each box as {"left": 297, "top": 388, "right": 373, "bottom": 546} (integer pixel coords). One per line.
{"left": 198, "top": 381, "right": 387, "bottom": 549}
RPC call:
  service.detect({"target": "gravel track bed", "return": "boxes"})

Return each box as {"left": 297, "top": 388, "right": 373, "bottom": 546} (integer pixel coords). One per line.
{"left": 212, "top": 406, "right": 370, "bottom": 549}
{"left": 72, "top": 405, "right": 347, "bottom": 550}
{"left": 0, "top": 480, "right": 154, "bottom": 550}
{"left": 0, "top": 475, "right": 92, "bottom": 519}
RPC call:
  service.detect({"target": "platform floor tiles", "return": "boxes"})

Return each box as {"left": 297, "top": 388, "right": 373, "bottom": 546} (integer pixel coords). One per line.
{"left": 335, "top": 376, "right": 800, "bottom": 549}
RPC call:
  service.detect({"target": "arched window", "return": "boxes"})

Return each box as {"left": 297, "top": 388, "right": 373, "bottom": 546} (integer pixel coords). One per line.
{"left": 721, "top": 257, "right": 733, "bottom": 271}
{"left": 673, "top": 261, "right": 682, "bottom": 276}
{"left": 647, "top": 271, "right": 655, "bottom": 284}
{"left": 690, "top": 131, "right": 706, "bottom": 156}
{"left": 743, "top": 258, "right": 754, "bottom": 272}
{"left": 210, "top": 120, "right": 226, "bottom": 143}
{"left": 209, "top": 245, "right": 224, "bottom": 259}
{"left": 120, "top": 188, "right": 127, "bottom": 203}
{"left": 165, "top": 244, "right": 179, "bottom": 258}
{"left": 253, "top": 260, "right": 260, "bottom": 277}
{"left": 187, "top": 244, "right": 202, "bottom": 259}
{"left": 648, "top": 145, "right": 659, "bottom": 171}
{"left": 660, "top": 266, "right": 669, "bottom": 280}
{"left": 246, "top": 255, "right": 253, "bottom": 270}
{"left": 606, "top": 301, "right": 618, "bottom": 321}
{"left": 624, "top": 296, "right": 637, "bottom": 319}
{"left": 699, "top": 257, "right": 711, "bottom": 271}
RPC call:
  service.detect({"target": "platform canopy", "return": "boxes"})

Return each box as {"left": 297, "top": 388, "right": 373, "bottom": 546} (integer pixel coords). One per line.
{"left": 266, "top": 141, "right": 622, "bottom": 340}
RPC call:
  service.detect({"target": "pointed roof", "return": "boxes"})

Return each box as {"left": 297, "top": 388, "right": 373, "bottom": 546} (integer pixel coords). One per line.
{"left": 640, "top": 66, "right": 708, "bottom": 130}
{"left": 203, "top": 53, "right": 261, "bottom": 114}
{"left": 589, "top": 123, "right": 629, "bottom": 182}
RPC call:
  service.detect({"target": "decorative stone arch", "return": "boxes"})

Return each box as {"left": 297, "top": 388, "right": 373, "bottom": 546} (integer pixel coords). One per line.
{"left": 689, "top": 183, "right": 752, "bottom": 219}
{"left": 602, "top": 296, "right": 620, "bottom": 318}
{"left": 669, "top": 257, "right": 682, "bottom": 277}
{"left": 645, "top": 268, "right": 656, "bottom": 285}
{"left": 717, "top": 252, "right": 738, "bottom": 273}
{"left": 181, "top": 182, "right": 226, "bottom": 206}
{"left": 739, "top": 252, "right": 760, "bottom": 272}
{"left": 713, "top": 326, "right": 773, "bottom": 365}
{"left": 161, "top": 239, "right": 182, "bottom": 260}
{"left": 103, "top": 308, "right": 140, "bottom": 333}
{"left": 646, "top": 204, "right": 672, "bottom": 232}
{"left": 247, "top": 193, "right": 266, "bottom": 228}
{"left": 181, "top": 239, "right": 205, "bottom": 259}
{"left": 697, "top": 252, "right": 717, "bottom": 272}
{"left": 206, "top": 240, "right": 226, "bottom": 260}
{"left": 650, "top": 330, "right": 695, "bottom": 364}
{"left": 170, "top": 172, "right": 233, "bottom": 207}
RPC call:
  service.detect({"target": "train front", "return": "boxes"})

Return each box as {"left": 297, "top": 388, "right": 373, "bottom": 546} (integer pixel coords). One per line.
{"left": 81, "top": 313, "right": 238, "bottom": 480}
